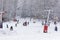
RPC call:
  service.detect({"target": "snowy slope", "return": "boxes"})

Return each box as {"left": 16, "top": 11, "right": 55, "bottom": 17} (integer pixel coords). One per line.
{"left": 0, "top": 18, "right": 60, "bottom": 40}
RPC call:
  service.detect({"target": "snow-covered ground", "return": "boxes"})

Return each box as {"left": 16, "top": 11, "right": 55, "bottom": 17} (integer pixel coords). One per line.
{"left": 0, "top": 18, "right": 60, "bottom": 40}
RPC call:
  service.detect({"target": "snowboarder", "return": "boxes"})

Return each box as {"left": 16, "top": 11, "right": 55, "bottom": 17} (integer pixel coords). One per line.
{"left": 55, "top": 26, "right": 58, "bottom": 31}
{"left": 10, "top": 26, "right": 13, "bottom": 31}
{"left": 43, "top": 24, "right": 48, "bottom": 33}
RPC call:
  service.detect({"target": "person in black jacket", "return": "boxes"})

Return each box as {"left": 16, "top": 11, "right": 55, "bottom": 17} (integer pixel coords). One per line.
{"left": 55, "top": 26, "right": 58, "bottom": 31}
{"left": 23, "top": 21, "right": 27, "bottom": 26}
{"left": 10, "top": 26, "right": 13, "bottom": 31}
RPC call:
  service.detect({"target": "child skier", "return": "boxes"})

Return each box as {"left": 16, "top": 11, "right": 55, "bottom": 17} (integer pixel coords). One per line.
{"left": 55, "top": 26, "right": 58, "bottom": 31}
{"left": 54, "top": 21, "right": 58, "bottom": 31}
{"left": 43, "top": 24, "right": 48, "bottom": 33}
{"left": 23, "top": 21, "right": 27, "bottom": 26}
{"left": 10, "top": 26, "right": 13, "bottom": 31}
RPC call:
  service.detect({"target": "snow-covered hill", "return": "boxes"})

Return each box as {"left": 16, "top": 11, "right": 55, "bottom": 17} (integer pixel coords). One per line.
{"left": 0, "top": 18, "right": 59, "bottom": 40}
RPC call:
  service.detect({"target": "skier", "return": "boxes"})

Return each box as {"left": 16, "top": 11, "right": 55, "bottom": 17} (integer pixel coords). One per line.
{"left": 6, "top": 24, "right": 8, "bottom": 28}
{"left": 54, "top": 21, "right": 57, "bottom": 25}
{"left": 42, "top": 21, "right": 44, "bottom": 25}
{"left": 28, "top": 22, "right": 29, "bottom": 25}
{"left": 17, "top": 20, "right": 19, "bottom": 24}
{"left": 54, "top": 21, "right": 58, "bottom": 31}
{"left": 0, "top": 22, "right": 2, "bottom": 28}
{"left": 15, "top": 23, "right": 17, "bottom": 27}
{"left": 48, "top": 22, "right": 50, "bottom": 26}
{"left": 23, "top": 21, "right": 27, "bottom": 26}
{"left": 43, "top": 24, "right": 48, "bottom": 33}
{"left": 33, "top": 21, "right": 36, "bottom": 23}
{"left": 10, "top": 26, "right": 13, "bottom": 31}
{"left": 45, "top": 20, "right": 47, "bottom": 24}
{"left": 55, "top": 26, "right": 58, "bottom": 31}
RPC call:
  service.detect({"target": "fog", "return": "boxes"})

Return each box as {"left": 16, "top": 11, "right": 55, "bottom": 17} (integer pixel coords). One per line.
{"left": 0, "top": 0, "right": 60, "bottom": 20}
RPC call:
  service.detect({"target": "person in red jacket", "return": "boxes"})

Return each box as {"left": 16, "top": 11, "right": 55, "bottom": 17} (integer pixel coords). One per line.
{"left": 43, "top": 24, "right": 48, "bottom": 33}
